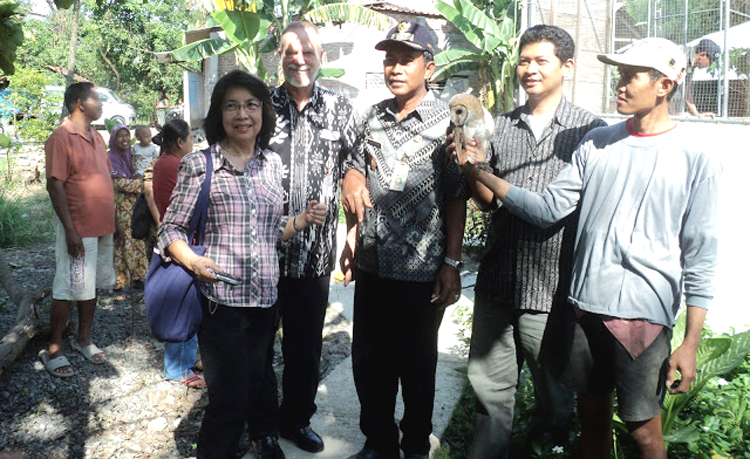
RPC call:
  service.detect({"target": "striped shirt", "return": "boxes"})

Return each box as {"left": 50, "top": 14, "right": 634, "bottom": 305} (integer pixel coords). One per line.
{"left": 157, "top": 145, "right": 287, "bottom": 308}
{"left": 475, "top": 98, "right": 606, "bottom": 311}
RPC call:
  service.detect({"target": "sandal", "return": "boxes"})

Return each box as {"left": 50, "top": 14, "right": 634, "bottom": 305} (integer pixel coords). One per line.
{"left": 175, "top": 374, "right": 206, "bottom": 388}
{"left": 40, "top": 351, "right": 75, "bottom": 378}
{"left": 70, "top": 338, "right": 106, "bottom": 364}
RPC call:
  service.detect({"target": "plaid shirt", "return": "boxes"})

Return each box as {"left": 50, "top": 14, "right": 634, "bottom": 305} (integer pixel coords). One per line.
{"left": 157, "top": 144, "right": 287, "bottom": 308}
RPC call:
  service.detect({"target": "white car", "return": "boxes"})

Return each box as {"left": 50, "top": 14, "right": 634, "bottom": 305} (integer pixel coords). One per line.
{"left": 45, "top": 86, "right": 136, "bottom": 126}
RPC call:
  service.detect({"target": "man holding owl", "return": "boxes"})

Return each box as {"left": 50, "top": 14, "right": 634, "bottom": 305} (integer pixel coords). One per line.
{"left": 448, "top": 25, "right": 606, "bottom": 458}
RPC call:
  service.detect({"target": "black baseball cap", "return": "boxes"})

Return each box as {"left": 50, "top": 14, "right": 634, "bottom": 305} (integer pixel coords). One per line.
{"left": 375, "top": 21, "right": 437, "bottom": 55}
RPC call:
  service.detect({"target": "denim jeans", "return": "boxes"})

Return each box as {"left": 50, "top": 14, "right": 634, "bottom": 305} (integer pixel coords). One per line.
{"left": 163, "top": 334, "right": 198, "bottom": 381}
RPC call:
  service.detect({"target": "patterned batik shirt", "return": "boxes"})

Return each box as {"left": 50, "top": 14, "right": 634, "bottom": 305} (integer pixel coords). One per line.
{"left": 270, "top": 85, "right": 359, "bottom": 278}
{"left": 475, "top": 98, "right": 606, "bottom": 311}
{"left": 156, "top": 144, "right": 287, "bottom": 308}
{"left": 350, "top": 92, "right": 464, "bottom": 283}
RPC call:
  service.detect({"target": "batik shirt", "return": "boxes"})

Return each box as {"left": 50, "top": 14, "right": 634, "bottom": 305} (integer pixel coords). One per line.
{"left": 349, "top": 92, "right": 464, "bottom": 283}
{"left": 270, "top": 85, "right": 358, "bottom": 278}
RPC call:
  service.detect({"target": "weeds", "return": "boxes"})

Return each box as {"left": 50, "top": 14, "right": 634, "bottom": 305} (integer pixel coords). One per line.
{"left": 0, "top": 183, "right": 54, "bottom": 248}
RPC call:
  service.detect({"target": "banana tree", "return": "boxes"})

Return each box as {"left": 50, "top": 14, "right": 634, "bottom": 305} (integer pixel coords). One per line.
{"left": 171, "top": 0, "right": 394, "bottom": 81}
{"left": 433, "top": 0, "right": 519, "bottom": 114}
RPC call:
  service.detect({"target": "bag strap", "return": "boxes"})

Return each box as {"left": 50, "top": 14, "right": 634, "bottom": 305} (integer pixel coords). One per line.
{"left": 186, "top": 147, "right": 213, "bottom": 246}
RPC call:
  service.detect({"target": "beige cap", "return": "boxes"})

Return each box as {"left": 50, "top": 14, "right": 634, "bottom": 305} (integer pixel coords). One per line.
{"left": 598, "top": 37, "right": 687, "bottom": 84}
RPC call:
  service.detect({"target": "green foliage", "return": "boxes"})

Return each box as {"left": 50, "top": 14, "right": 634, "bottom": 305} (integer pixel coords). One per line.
{"left": 19, "top": 1, "right": 202, "bottom": 125}
{"left": 433, "top": 368, "right": 476, "bottom": 459}
{"left": 0, "top": 183, "right": 54, "bottom": 248}
{"left": 463, "top": 200, "right": 489, "bottom": 251}
{"left": 434, "top": 0, "right": 519, "bottom": 114}
{"left": 0, "top": 0, "right": 24, "bottom": 75}
{"left": 5, "top": 66, "right": 58, "bottom": 143}
{"left": 171, "top": 1, "right": 394, "bottom": 83}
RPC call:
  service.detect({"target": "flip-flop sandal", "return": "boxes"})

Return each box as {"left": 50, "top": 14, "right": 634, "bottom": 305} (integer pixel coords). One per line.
{"left": 40, "top": 351, "right": 75, "bottom": 378}
{"left": 70, "top": 338, "right": 106, "bottom": 364}
{"left": 174, "top": 374, "right": 206, "bottom": 389}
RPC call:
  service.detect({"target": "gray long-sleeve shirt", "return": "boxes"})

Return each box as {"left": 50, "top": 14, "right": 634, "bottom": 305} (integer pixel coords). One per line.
{"left": 504, "top": 121, "right": 721, "bottom": 327}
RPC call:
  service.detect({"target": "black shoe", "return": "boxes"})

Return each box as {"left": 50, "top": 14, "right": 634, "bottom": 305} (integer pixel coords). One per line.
{"left": 252, "top": 436, "right": 286, "bottom": 459}
{"left": 280, "top": 425, "right": 324, "bottom": 453}
{"left": 347, "top": 447, "right": 397, "bottom": 459}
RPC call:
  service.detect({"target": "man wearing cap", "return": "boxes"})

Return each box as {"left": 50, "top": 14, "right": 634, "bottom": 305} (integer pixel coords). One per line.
{"left": 685, "top": 38, "right": 722, "bottom": 117}
{"left": 453, "top": 37, "right": 720, "bottom": 458}
{"left": 340, "top": 21, "right": 467, "bottom": 459}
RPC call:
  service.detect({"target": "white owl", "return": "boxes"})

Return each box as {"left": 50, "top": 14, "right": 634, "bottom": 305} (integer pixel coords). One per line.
{"left": 448, "top": 93, "right": 493, "bottom": 165}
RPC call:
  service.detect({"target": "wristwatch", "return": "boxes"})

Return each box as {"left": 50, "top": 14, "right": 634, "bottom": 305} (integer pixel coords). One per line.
{"left": 444, "top": 256, "right": 464, "bottom": 271}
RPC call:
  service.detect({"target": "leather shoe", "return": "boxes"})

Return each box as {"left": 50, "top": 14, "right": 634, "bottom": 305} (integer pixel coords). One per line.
{"left": 252, "top": 436, "right": 286, "bottom": 459}
{"left": 280, "top": 426, "right": 324, "bottom": 453}
{"left": 347, "top": 447, "right": 398, "bottom": 459}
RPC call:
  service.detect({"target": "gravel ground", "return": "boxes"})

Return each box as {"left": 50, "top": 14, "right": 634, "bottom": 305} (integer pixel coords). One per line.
{"left": 0, "top": 245, "right": 353, "bottom": 459}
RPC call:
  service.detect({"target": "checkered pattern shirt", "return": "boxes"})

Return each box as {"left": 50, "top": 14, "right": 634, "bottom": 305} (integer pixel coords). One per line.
{"left": 157, "top": 145, "right": 287, "bottom": 308}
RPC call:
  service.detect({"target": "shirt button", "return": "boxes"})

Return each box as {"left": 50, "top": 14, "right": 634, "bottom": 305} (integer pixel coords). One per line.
{"left": 251, "top": 208, "right": 257, "bottom": 215}
{"left": 251, "top": 229, "right": 257, "bottom": 236}
{"left": 252, "top": 272, "right": 258, "bottom": 278}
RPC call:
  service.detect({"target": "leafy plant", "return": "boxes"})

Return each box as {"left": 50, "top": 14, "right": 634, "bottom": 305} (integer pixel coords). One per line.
{"left": 0, "top": 0, "right": 24, "bottom": 75}
{"left": 171, "top": 0, "right": 393, "bottom": 82}
{"left": 434, "top": 0, "right": 519, "bottom": 113}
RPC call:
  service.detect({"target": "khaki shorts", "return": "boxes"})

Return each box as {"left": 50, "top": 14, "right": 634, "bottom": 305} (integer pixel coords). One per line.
{"left": 52, "top": 217, "right": 115, "bottom": 301}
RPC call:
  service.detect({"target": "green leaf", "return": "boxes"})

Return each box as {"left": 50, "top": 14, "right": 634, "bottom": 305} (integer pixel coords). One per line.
{"left": 319, "top": 67, "right": 344, "bottom": 78}
{"left": 663, "top": 424, "right": 701, "bottom": 444}
{"left": 434, "top": 48, "right": 485, "bottom": 66}
{"left": 0, "top": 133, "right": 11, "bottom": 148}
{"left": 211, "top": 11, "right": 272, "bottom": 43}
{"left": 435, "top": 0, "right": 502, "bottom": 53}
{"left": 432, "top": 59, "right": 481, "bottom": 81}
{"left": 303, "top": 3, "right": 395, "bottom": 31}
{"left": 54, "top": 0, "right": 75, "bottom": 8}
{"left": 171, "top": 38, "right": 239, "bottom": 62}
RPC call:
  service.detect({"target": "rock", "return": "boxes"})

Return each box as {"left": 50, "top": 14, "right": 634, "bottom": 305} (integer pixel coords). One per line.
{"left": 148, "top": 417, "right": 169, "bottom": 432}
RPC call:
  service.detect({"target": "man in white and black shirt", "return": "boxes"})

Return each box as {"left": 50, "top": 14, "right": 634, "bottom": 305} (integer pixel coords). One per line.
{"left": 259, "top": 21, "right": 359, "bottom": 458}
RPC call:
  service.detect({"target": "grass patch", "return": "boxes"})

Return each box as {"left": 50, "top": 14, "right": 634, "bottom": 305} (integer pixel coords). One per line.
{"left": 0, "top": 183, "right": 55, "bottom": 248}
{"left": 433, "top": 368, "right": 476, "bottom": 459}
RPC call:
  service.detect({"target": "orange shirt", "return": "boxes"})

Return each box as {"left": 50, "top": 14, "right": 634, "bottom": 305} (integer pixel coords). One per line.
{"left": 45, "top": 118, "right": 116, "bottom": 238}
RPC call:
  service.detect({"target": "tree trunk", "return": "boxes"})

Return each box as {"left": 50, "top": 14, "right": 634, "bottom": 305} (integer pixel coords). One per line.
{"left": 99, "top": 48, "right": 121, "bottom": 92}
{"left": 60, "top": 0, "right": 81, "bottom": 120}
{"left": 0, "top": 249, "right": 49, "bottom": 378}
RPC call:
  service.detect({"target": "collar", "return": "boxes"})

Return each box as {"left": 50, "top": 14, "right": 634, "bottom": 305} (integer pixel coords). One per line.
{"left": 62, "top": 117, "right": 99, "bottom": 144}
{"left": 515, "top": 97, "right": 574, "bottom": 128}
{"left": 212, "top": 143, "right": 268, "bottom": 172}
{"left": 383, "top": 90, "right": 438, "bottom": 121}
{"left": 276, "top": 84, "right": 322, "bottom": 113}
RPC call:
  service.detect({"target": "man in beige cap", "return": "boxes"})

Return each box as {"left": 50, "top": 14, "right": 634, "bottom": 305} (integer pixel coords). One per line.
{"left": 450, "top": 37, "right": 720, "bottom": 458}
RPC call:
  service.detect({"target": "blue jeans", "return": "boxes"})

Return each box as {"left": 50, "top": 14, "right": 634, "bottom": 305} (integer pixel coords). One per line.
{"left": 164, "top": 334, "right": 198, "bottom": 381}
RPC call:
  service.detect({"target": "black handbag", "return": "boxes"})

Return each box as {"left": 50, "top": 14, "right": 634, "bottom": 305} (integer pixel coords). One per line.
{"left": 144, "top": 148, "right": 212, "bottom": 342}
{"left": 130, "top": 192, "right": 154, "bottom": 240}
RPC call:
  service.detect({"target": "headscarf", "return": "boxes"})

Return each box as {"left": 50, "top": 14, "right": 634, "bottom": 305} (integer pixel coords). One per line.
{"left": 108, "top": 124, "right": 133, "bottom": 179}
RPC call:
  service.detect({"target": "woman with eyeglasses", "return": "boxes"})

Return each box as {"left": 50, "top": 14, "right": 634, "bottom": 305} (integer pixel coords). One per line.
{"left": 156, "top": 70, "right": 327, "bottom": 459}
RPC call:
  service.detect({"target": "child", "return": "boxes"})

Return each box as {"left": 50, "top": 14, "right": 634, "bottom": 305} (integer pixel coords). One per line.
{"left": 131, "top": 125, "right": 158, "bottom": 177}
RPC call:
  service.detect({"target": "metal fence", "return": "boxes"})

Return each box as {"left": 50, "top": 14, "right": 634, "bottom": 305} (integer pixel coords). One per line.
{"left": 612, "top": 0, "right": 750, "bottom": 118}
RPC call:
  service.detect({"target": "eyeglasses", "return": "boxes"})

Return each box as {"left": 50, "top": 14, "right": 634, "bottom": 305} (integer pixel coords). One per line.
{"left": 223, "top": 100, "right": 263, "bottom": 113}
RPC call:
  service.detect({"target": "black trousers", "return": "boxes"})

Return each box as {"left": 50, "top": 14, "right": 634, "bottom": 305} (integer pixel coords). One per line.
{"left": 352, "top": 270, "right": 444, "bottom": 457}
{"left": 196, "top": 299, "right": 280, "bottom": 459}
{"left": 274, "top": 275, "right": 330, "bottom": 430}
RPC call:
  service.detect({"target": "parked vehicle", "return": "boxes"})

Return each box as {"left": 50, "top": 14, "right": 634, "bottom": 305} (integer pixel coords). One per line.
{"left": 44, "top": 86, "right": 136, "bottom": 126}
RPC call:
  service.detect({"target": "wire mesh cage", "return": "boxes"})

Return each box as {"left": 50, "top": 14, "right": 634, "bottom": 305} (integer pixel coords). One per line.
{"left": 611, "top": 0, "right": 750, "bottom": 118}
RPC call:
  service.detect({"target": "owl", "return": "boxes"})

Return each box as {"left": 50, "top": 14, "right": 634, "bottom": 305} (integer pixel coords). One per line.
{"left": 448, "top": 93, "right": 493, "bottom": 165}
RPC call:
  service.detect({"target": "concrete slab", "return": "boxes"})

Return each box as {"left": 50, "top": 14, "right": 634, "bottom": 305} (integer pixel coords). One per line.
{"left": 241, "top": 224, "right": 473, "bottom": 458}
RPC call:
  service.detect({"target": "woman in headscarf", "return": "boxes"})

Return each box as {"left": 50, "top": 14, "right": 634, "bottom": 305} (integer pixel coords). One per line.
{"left": 109, "top": 124, "right": 149, "bottom": 290}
